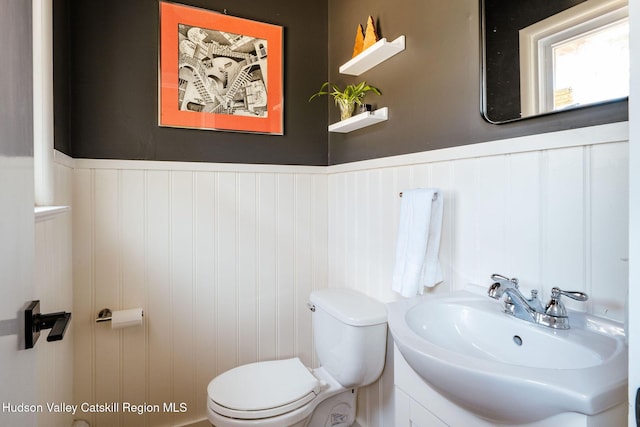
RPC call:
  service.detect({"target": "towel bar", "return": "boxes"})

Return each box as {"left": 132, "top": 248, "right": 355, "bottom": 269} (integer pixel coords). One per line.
{"left": 399, "top": 191, "right": 438, "bottom": 201}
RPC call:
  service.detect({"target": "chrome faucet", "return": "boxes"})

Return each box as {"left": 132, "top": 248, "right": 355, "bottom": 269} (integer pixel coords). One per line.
{"left": 487, "top": 274, "right": 519, "bottom": 299}
{"left": 487, "top": 274, "right": 588, "bottom": 330}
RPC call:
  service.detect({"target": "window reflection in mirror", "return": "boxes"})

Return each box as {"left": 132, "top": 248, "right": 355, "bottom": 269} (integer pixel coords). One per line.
{"left": 482, "top": 0, "right": 629, "bottom": 123}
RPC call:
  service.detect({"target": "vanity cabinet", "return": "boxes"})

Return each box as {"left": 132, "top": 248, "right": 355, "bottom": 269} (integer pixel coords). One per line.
{"left": 395, "top": 387, "right": 447, "bottom": 427}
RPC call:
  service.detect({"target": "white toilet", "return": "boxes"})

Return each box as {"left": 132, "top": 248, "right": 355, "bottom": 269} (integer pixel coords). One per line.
{"left": 206, "top": 288, "right": 387, "bottom": 427}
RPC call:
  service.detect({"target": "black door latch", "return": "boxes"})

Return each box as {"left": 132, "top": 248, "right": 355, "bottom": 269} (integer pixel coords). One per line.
{"left": 24, "top": 300, "right": 72, "bottom": 349}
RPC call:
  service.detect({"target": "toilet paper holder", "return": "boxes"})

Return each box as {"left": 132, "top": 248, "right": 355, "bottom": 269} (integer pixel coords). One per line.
{"left": 96, "top": 308, "right": 113, "bottom": 323}
{"left": 95, "top": 308, "right": 144, "bottom": 323}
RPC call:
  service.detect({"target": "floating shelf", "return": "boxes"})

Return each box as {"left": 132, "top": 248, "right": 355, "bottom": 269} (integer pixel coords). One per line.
{"left": 328, "top": 107, "right": 388, "bottom": 133}
{"left": 339, "top": 36, "right": 406, "bottom": 76}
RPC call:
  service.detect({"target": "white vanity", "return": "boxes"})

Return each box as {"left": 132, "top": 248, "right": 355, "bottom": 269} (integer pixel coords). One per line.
{"left": 388, "top": 287, "right": 628, "bottom": 426}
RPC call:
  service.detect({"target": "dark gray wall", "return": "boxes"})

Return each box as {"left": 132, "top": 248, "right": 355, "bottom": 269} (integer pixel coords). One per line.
{"left": 55, "top": 0, "right": 328, "bottom": 165}
{"left": 1, "top": 0, "right": 33, "bottom": 157}
{"left": 54, "top": 0, "right": 627, "bottom": 166}
{"left": 327, "top": 0, "right": 627, "bottom": 165}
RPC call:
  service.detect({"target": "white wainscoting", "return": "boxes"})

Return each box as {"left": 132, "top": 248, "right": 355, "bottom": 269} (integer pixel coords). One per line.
{"left": 327, "top": 122, "right": 629, "bottom": 427}
{"left": 71, "top": 161, "right": 328, "bottom": 426}
{"left": 34, "top": 152, "right": 74, "bottom": 427}
{"left": 66, "top": 122, "right": 629, "bottom": 427}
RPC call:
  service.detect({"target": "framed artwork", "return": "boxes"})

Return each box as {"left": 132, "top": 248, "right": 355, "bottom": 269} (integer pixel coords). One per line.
{"left": 159, "top": 2, "right": 283, "bottom": 135}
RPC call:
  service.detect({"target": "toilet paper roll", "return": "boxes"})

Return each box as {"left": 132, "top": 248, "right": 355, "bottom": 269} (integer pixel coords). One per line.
{"left": 111, "top": 308, "right": 143, "bottom": 329}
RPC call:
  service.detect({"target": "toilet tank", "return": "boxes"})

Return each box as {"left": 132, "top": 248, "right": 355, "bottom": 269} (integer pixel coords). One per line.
{"left": 309, "top": 288, "right": 387, "bottom": 388}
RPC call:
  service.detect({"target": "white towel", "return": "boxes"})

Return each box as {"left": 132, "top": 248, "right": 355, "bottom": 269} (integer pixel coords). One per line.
{"left": 392, "top": 188, "right": 444, "bottom": 297}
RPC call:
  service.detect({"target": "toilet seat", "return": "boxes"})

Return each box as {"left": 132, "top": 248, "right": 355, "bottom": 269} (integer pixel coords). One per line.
{"left": 208, "top": 358, "right": 320, "bottom": 420}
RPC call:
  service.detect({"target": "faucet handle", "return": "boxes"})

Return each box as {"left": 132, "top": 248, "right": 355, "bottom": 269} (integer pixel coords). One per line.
{"left": 488, "top": 274, "right": 519, "bottom": 299}
{"left": 545, "top": 287, "right": 588, "bottom": 317}
{"left": 551, "top": 287, "right": 588, "bottom": 302}
{"left": 490, "top": 274, "right": 519, "bottom": 287}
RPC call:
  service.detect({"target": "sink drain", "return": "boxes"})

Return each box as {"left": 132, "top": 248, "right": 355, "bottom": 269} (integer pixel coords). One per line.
{"left": 513, "top": 335, "right": 523, "bottom": 346}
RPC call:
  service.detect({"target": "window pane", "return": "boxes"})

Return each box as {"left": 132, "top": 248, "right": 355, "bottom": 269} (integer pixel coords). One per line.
{"left": 552, "top": 19, "right": 629, "bottom": 110}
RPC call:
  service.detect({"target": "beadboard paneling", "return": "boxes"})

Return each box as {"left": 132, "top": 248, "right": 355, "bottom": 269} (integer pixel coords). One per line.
{"left": 72, "top": 164, "right": 328, "bottom": 426}
{"left": 328, "top": 142, "right": 629, "bottom": 313}
{"left": 327, "top": 139, "right": 629, "bottom": 427}
{"left": 70, "top": 124, "right": 628, "bottom": 427}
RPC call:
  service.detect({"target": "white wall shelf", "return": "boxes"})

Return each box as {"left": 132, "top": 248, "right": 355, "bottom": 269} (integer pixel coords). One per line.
{"left": 339, "top": 36, "right": 406, "bottom": 76}
{"left": 328, "top": 107, "right": 388, "bottom": 133}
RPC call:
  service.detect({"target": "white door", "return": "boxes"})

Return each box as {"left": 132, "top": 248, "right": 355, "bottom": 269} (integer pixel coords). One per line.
{"left": 630, "top": 0, "right": 640, "bottom": 425}
{"left": 0, "top": 1, "right": 38, "bottom": 426}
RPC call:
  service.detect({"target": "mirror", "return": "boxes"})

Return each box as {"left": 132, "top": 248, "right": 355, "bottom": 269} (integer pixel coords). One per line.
{"left": 481, "top": 0, "right": 629, "bottom": 123}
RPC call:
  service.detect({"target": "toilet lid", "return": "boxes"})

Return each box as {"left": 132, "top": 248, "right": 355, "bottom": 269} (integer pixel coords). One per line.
{"left": 208, "top": 358, "right": 320, "bottom": 419}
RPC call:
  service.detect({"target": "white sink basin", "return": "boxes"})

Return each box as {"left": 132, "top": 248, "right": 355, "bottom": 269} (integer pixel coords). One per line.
{"left": 387, "top": 290, "right": 628, "bottom": 424}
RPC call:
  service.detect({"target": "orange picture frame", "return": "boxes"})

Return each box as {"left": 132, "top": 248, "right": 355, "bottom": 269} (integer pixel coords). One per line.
{"left": 159, "top": 2, "right": 283, "bottom": 134}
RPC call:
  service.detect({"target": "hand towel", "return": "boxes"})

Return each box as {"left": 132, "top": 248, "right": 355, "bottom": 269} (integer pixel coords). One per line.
{"left": 392, "top": 188, "right": 444, "bottom": 297}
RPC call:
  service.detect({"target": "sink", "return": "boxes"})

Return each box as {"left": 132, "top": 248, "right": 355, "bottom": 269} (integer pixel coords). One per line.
{"left": 387, "top": 289, "right": 628, "bottom": 424}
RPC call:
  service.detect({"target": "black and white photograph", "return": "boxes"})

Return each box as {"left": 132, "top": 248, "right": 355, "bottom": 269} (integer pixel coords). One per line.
{"left": 177, "top": 25, "right": 269, "bottom": 118}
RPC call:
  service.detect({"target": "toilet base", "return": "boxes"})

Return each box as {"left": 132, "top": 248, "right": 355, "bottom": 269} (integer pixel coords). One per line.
{"left": 304, "top": 388, "right": 357, "bottom": 427}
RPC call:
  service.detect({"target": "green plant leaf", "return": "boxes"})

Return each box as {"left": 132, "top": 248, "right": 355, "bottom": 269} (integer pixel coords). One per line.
{"left": 309, "top": 81, "right": 381, "bottom": 104}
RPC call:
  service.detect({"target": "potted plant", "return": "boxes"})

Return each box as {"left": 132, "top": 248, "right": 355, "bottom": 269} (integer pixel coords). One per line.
{"left": 309, "top": 81, "right": 381, "bottom": 121}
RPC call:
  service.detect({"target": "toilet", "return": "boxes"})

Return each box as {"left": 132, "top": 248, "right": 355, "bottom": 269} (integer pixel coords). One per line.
{"left": 207, "top": 288, "right": 387, "bottom": 427}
